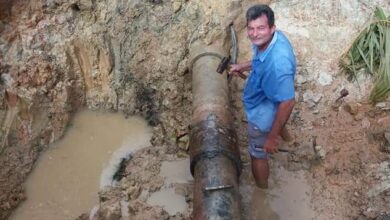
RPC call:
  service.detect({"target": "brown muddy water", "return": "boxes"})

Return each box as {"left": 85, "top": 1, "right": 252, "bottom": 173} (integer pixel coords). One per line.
{"left": 9, "top": 109, "right": 316, "bottom": 220}
{"left": 147, "top": 157, "right": 316, "bottom": 219}
{"left": 10, "top": 110, "right": 152, "bottom": 220}
{"left": 241, "top": 161, "right": 317, "bottom": 220}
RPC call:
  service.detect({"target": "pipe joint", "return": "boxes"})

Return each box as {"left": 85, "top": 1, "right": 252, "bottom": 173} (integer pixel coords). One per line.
{"left": 189, "top": 115, "right": 241, "bottom": 177}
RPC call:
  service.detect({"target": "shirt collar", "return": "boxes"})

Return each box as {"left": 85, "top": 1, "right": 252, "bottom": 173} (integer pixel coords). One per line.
{"left": 253, "top": 30, "right": 278, "bottom": 62}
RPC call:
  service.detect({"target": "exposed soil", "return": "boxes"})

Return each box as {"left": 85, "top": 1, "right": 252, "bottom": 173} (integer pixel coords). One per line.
{"left": 1, "top": 0, "right": 390, "bottom": 219}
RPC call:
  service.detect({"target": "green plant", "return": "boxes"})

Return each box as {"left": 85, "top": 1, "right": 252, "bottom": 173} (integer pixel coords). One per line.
{"left": 340, "top": 7, "right": 390, "bottom": 103}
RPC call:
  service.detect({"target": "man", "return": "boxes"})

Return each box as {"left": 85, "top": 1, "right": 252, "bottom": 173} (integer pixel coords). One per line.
{"left": 229, "top": 4, "right": 296, "bottom": 188}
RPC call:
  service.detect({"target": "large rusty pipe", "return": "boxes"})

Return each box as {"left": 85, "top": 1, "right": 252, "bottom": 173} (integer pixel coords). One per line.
{"left": 189, "top": 43, "right": 241, "bottom": 219}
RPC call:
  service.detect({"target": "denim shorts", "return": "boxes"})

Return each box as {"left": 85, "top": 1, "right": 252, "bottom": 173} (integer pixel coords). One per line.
{"left": 248, "top": 122, "right": 269, "bottom": 159}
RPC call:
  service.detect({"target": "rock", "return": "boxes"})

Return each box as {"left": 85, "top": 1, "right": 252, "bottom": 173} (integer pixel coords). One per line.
{"left": 75, "top": 213, "right": 89, "bottom": 220}
{"left": 377, "top": 116, "right": 390, "bottom": 125}
{"left": 361, "top": 118, "right": 370, "bottom": 129}
{"left": 367, "top": 180, "right": 390, "bottom": 197}
{"left": 303, "top": 90, "right": 322, "bottom": 109}
{"left": 363, "top": 207, "right": 378, "bottom": 219}
{"left": 172, "top": 1, "right": 182, "bottom": 13}
{"left": 384, "top": 133, "right": 390, "bottom": 144}
{"left": 1, "top": 73, "right": 15, "bottom": 87}
{"left": 177, "top": 133, "right": 189, "bottom": 151}
{"left": 379, "top": 161, "right": 390, "bottom": 175}
{"left": 354, "top": 112, "right": 364, "bottom": 121}
{"left": 287, "top": 141, "right": 318, "bottom": 170}
{"left": 177, "top": 150, "right": 188, "bottom": 158}
{"left": 343, "top": 102, "right": 359, "bottom": 115}
{"left": 377, "top": 213, "right": 390, "bottom": 220}
{"left": 317, "top": 72, "right": 333, "bottom": 86}
{"left": 303, "top": 91, "right": 322, "bottom": 103}
{"left": 97, "top": 201, "right": 122, "bottom": 220}
{"left": 376, "top": 102, "right": 387, "bottom": 109}
{"left": 80, "top": 0, "right": 93, "bottom": 10}
{"left": 124, "top": 183, "right": 141, "bottom": 200}
{"left": 314, "top": 145, "right": 326, "bottom": 159}
{"left": 331, "top": 100, "right": 342, "bottom": 111}
{"left": 150, "top": 0, "right": 163, "bottom": 4}
{"left": 296, "top": 74, "right": 307, "bottom": 85}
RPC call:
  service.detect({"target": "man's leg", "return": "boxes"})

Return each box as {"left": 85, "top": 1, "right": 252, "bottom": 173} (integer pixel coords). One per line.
{"left": 247, "top": 122, "right": 269, "bottom": 188}
{"left": 252, "top": 158, "right": 269, "bottom": 188}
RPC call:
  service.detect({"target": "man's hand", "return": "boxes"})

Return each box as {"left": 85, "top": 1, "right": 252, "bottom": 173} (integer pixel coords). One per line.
{"left": 228, "top": 64, "right": 244, "bottom": 77}
{"left": 264, "top": 135, "right": 279, "bottom": 154}
{"left": 228, "top": 61, "right": 252, "bottom": 78}
{"left": 264, "top": 99, "right": 295, "bottom": 154}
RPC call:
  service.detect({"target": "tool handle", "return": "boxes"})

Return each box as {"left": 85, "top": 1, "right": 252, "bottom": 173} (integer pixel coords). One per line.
{"left": 278, "top": 148, "right": 289, "bottom": 153}
{"left": 237, "top": 72, "right": 247, "bottom": 79}
{"left": 216, "top": 56, "right": 231, "bottom": 74}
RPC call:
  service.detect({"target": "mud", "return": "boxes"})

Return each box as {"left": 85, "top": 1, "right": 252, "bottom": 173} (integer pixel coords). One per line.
{"left": 240, "top": 162, "right": 317, "bottom": 220}
{"left": 9, "top": 111, "right": 151, "bottom": 220}
{"left": 1, "top": 0, "right": 390, "bottom": 219}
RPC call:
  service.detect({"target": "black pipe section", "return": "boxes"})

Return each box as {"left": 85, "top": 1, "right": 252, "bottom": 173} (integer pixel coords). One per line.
{"left": 189, "top": 42, "right": 241, "bottom": 220}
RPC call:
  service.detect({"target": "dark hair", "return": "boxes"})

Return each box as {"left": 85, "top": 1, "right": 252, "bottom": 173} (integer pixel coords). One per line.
{"left": 246, "top": 4, "right": 274, "bottom": 27}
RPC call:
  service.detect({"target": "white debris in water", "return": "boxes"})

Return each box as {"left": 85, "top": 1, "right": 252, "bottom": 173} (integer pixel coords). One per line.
{"left": 99, "top": 135, "right": 151, "bottom": 189}
{"left": 89, "top": 205, "right": 99, "bottom": 220}
{"left": 120, "top": 200, "right": 130, "bottom": 217}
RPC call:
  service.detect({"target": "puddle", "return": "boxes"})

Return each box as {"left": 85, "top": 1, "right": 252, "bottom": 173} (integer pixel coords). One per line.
{"left": 160, "top": 158, "right": 193, "bottom": 184}
{"left": 265, "top": 167, "right": 315, "bottom": 220}
{"left": 241, "top": 164, "right": 316, "bottom": 220}
{"left": 147, "top": 188, "right": 187, "bottom": 215}
{"left": 146, "top": 159, "right": 192, "bottom": 215}
{"left": 10, "top": 110, "right": 152, "bottom": 220}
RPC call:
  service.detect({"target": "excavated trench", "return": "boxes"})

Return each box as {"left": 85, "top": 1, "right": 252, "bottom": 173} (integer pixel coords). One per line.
{"left": 1, "top": 0, "right": 390, "bottom": 220}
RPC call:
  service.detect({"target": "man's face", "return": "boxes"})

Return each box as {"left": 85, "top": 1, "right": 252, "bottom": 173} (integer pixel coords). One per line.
{"left": 247, "top": 14, "right": 275, "bottom": 49}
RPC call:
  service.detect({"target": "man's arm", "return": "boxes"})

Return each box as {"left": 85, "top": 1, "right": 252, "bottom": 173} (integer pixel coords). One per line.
{"left": 264, "top": 99, "right": 295, "bottom": 153}
{"left": 229, "top": 61, "right": 252, "bottom": 76}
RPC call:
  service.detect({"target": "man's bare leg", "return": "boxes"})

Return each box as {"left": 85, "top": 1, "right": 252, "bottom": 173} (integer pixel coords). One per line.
{"left": 251, "top": 158, "right": 269, "bottom": 188}
{"left": 281, "top": 126, "right": 293, "bottom": 142}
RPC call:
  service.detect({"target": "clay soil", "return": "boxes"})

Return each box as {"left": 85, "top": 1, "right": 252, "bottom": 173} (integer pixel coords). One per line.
{"left": 1, "top": 0, "right": 390, "bottom": 219}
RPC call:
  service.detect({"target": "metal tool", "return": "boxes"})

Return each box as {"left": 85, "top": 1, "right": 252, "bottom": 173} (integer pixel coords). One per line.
{"left": 278, "top": 148, "right": 290, "bottom": 153}
{"left": 215, "top": 55, "right": 247, "bottom": 79}
{"left": 335, "top": 88, "right": 349, "bottom": 102}
{"left": 204, "top": 184, "right": 233, "bottom": 192}
{"left": 216, "top": 56, "right": 231, "bottom": 74}
{"left": 215, "top": 24, "right": 247, "bottom": 79}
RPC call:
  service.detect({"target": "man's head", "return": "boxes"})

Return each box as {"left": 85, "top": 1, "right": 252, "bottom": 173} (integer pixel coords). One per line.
{"left": 246, "top": 5, "right": 276, "bottom": 50}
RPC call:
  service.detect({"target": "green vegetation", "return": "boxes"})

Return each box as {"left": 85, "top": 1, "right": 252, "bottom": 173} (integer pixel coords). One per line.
{"left": 340, "top": 7, "right": 390, "bottom": 103}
